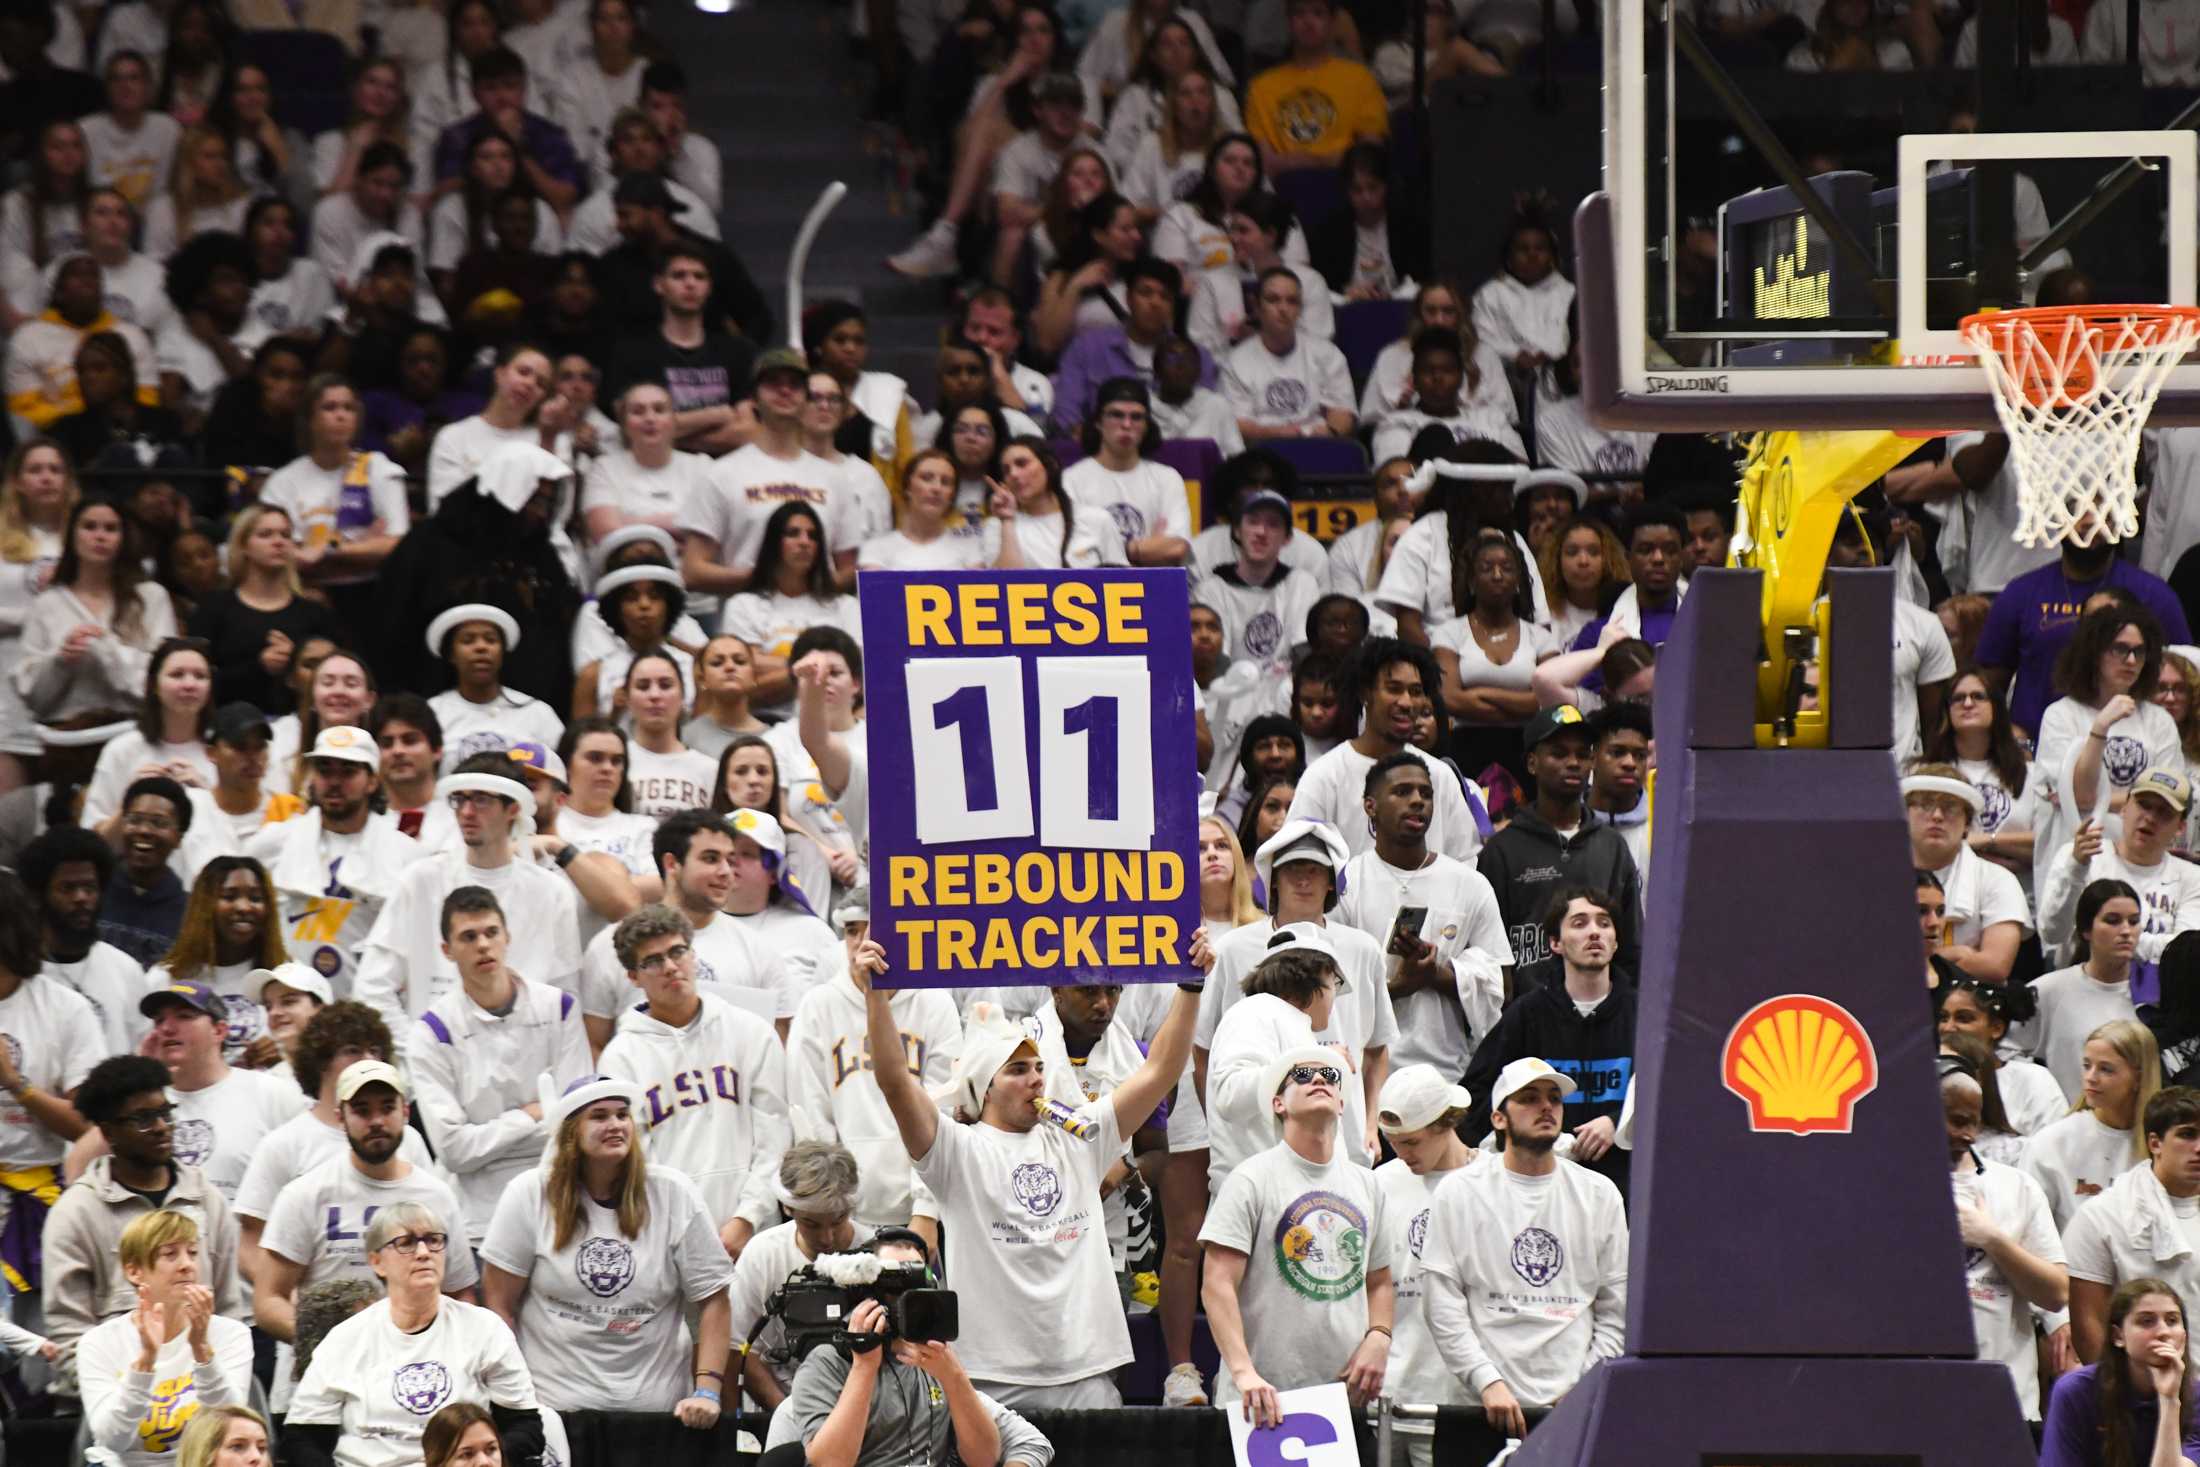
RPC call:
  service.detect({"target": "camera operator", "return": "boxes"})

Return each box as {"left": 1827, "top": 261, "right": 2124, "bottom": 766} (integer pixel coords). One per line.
{"left": 758, "top": 1231, "right": 1053, "bottom": 1467}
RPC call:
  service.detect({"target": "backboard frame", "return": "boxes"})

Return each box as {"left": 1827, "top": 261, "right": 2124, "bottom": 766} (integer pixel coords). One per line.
{"left": 1591, "top": 1, "right": 2200, "bottom": 430}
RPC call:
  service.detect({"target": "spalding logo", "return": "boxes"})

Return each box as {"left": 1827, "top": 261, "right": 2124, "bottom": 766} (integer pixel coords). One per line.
{"left": 1721, "top": 993, "right": 1878, "bottom": 1135}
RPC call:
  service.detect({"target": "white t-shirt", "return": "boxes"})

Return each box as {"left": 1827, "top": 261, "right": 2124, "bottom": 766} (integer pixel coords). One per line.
{"left": 858, "top": 524, "right": 991, "bottom": 571}
{"left": 679, "top": 445, "right": 849, "bottom": 575}
{"left": 1062, "top": 457, "right": 1193, "bottom": 548}
{"left": 1891, "top": 597, "right": 1958, "bottom": 761}
{"left": 717, "top": 592, "right": 864, "bottom": 709}
{"left": 425, "top": 192, "right": 563, "bottom": 273}
{"left": 1192, "top": 562, "right": 1321, "bottom": 679}
{"left": 1200, "top": 1140, "right": 1393, "bottom": 1401}
{"left": 764, "top": 717, "right": 869, "bottom": 860}
{"left": 1189, "top": 263, "right": 1335, "bottom": 359}
{"left": 423, "top": 415, "right": 539, "bottom": 511}
{"left": 1291, "top": 741, "right": 1487, "bottom": 864}
{"left": 2022, "top": 965, "right": 2140, "bottom": 1104}
{"left": 580, "top": 448, "right": 713, "bottom": 533}
{"left": 578, "top": 911, "right": 793, "bottom": 1022}
{"left": 2064, "top": 1162, "right": 2200, "bottom": 1366}
{"left": 43, "top": 943, "right": 145, "bottom": 1058}
{"left": 1931, "top": 844, "right": 2033, "bottom": 950}
{"left": 1533, "top": 392, "right": 1654, "bottom": 484}
{"left": 259, "top": 452, "right": 413, "bottom": 585}
{"left": 1220, "top": 334, "right": 1355, "bottom": 428}
{"left": 991, "top": 129, "right": 1070, "bottom": 201}
{"left": 239, "top": 258, "right": 336, "bottom": 352}
{"left": 1469, "top": 269, "right": 1574, "bottom": 365}
{"left": 2021, "top": 1110, "right": 2132, "bottom": 1234}
{"left": 1418, "top": 1159, "right": 1628, "bottom": 1407}
{"left": 479, "top": 1165, "right": 734, "bottom": 1412}
{"left": 81, "top": 733, "right": 217, "bottom": 829}
{"left": 1937, "top": 432, "right": 2062, "bottom": 596}
{"left": 1371, "top": 405, "right": 1527, "bottom": 465}
{"left": 0, "top": 977, "right": 101, "bottom": 1166}
{"left": 81, "top": 113, "right": 182, "bottom": 209}
{"left": 167, "top": 1065, "right": 309, "bottom": 1203}
{"left": 428, "top": 687, "right": 567, "bottom": 769}
{"left": 285, "top": 1297, "right": 536, "bottom": 1467}
{"left": 2038, "top": 847, "right": 2200, "bottom": 967}
{"left": 1955, "top": 1160, "right": 2064, "bottom": 1419}
{"left": 727, "top": 902, "right": 842, "bottom": 999}
{"left": 1373, "top": 1157, "right": 1477, "bottom": 1428}
{"left": 1434, "top": 616, "right": 1561, "bottom": 694}
{"left": 308, "top": 192, "right": 427, "bottom": 292}
{"left": 912, "top": 1099, "right": 1133, "bottom": 1386}
{"left": 981, "top": 507, "right": 1129, "bottom": 569}
{"left": 624, "top": 743, "right": 717, "bottom": 821}
{"left": 1333, "top": 850, "right": 1511, "bottom": 1077}
{"left": 78, "top": 1310, "right": 255, "bottom": 1467}
{"left": 1376, "top": 515, "right": 1553, "bottom": 629}
{"left": 262, "top": 1152, "right": 481, "bottom": 1293}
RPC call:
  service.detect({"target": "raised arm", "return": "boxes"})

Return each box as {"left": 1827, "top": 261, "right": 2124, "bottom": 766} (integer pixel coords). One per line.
{"left": 853, "top": 940, "right": 939, "bottom": 1160}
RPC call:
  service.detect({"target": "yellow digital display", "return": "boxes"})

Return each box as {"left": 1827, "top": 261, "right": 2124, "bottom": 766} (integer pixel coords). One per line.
{"left": 1752, "top": 215, "right": 1831, "bottom": 319}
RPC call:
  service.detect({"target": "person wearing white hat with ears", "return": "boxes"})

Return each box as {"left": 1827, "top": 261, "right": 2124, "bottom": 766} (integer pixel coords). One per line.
{"left": 410, "top": 886, "right": 591, "bottom": 1245}
{"left": 723, "top": 1139, "right": 874, "bottom": 1411}
{"left": 1200, "top": 1038, "right": 1396, "bottom": 1430}
{"left": 574, "top": 560, "right": 694, "bottom": 721}
{"left": 785, "top": 892, "right": 965, "bottom": 1240}
{"left": 597, "top": 902, "right": 790, "bottom": 1265}
{"left": 1372, "top": 1065, "right": 1479, "bottom": 1467}
{"left": 578, "top": 809, "right": 794, "bottom": 1052}
{"left": 354, "top": 751, "right": 582, "bottom": 1059}
{"left": 254, "top": 961, "right": 331, "bottom": 1088}
{"left": 1335, "top": 751, "right": 1510, "bottom": 1086}
{"left": 481, "top": 1072, "right": 735, "bottom": 1424}
{"left": 425, "top": 602, "right": 568, "bottom": 773}
{"left": 848, "top": 917, "right": 1206, "bottom": 1414}
{"left": 1419, "top": 1056, "right": 1628, "bottom": 1449}
{"left": 1904, "top": 764, "right": 2032, "bottom": 985}
{"left": 246, "top": 723, "right": 416, "bottom": 1005}
{"left": 1193, "top": 819, "right": 1396, "bottom": 1175}
{"left": 255, "top": 1059, "right": 479, "bottom": 1414}
{"left": 721, "top": 805, "right": 840, "bottom": 1002}
{"left": 572, "top": 527, "right": 710, "bottom": 666}
{"left": 2037, "top": 763, "right": 2200, "bottom": 966}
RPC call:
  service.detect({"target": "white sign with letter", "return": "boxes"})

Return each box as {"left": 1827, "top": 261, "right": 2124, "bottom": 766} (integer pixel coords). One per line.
{"left": 1225, "top": 1381, "right": 1359, "bottom": 1467}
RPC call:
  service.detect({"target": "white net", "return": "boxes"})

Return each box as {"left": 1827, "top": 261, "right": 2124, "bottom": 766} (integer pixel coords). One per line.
{"left": 1962, "top": 307, "right": 2200, "bottom": 548}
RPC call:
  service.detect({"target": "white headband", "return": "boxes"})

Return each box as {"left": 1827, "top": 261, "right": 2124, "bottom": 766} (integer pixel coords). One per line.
{"left": 425, "top": 603, "right": 521, "bottom": 657}
{"left": 1899, "top": 774, "right": 1983, "bottom": 816}
{"left": 444, "top": 772, "right": 539, "bottom": 842}
{"left": 595, "top": 564, "right": 684, "bottom": 598}
{"left": 771, "top": 1172, "right": 857, "bottom": 1217}
{"left": 539, "top": 1072, "right": 646, "bottom": 1134}
{"left": 1403, "top": 460, "right": 1524, "bottom": 497}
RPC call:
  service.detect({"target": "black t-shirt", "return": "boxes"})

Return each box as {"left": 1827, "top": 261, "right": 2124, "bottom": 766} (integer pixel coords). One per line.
{"left": 186, "top": 589, "right": 346, "bottom": 715}
{"left": 607, "top": 330, "right": 758, "bottom": 416}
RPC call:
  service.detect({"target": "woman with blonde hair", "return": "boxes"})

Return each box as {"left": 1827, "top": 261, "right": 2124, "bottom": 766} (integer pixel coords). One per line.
{"left": 143, "top": 127, "right": 251, "bottom": 259}
{"left": 1359, "top": 278, "right": 1499, "bottom": 427}
{"left": 2026, "top": 1018, "right": 2164, "bottom": 1235}
{"left": 313, "top": 57, "right": 414, "bottom": 199}
{"left": 174, "top": 1405, "right": 268, "bottom": 1467}
{"left": 0, "top": 437, "right": 77, "bottom": 789}
{"left": 1536, "top": 514, "right": 1628, "bottom": 647}
{"left": 185, "top": 504, "right": 342, "bottom": 716}
{"left": 2156, "top": 650, "right": 2200, "bottom": 854}
{"left": 80, "top": 1209, "right": 255, "bottom": 1466}
{"left": 481, "top": 1075, "right": 733, "bottom": 1425}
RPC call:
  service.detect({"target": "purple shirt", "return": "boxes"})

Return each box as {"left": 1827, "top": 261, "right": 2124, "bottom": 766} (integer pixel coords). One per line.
{"left": 1048, "top": 326, "right": 1214, "bottom": 437}
{"left": 433, "top": 111, "right": 584, "bottom": 191}
{"left": 1975, "top": 558, "right": 2192, "bottom": 735}
{"left": 1572, "top": 597, "right": 1682, "bottom": 655}
{"left": 2039, "top": 1363, "right": 2200, "bottom": 1465}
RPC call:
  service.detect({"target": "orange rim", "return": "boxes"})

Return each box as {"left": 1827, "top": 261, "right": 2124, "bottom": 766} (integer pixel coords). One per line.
{"left": 1958, "top": 304, "right": 2200, "bottom": 405}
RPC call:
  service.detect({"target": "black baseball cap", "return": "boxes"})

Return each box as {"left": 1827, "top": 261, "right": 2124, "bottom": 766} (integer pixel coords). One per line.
{"left": 1524, "top": 703, "right": 1590, "bottom": 753}
{"left": 210, "top": 702, "right": 272, "bottom": 745}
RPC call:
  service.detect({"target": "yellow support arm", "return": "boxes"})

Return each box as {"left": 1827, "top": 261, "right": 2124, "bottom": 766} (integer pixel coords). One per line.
{"left": 1734, "top": 429, "right": 1927, "bottom": 748}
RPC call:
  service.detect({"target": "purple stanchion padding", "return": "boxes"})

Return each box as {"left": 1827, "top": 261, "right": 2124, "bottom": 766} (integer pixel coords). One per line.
{"left": 1335, "top": 299, "right": 1410, "bottom": 393}
{"left": 855, "top": 568, "right": 1201, "bottom": 989}
{"left": 1506, "top": 567, "right": 2034, "bottom": 1464}
{"left": 1268, "top": 437, "right": 1369, "bottom": 481}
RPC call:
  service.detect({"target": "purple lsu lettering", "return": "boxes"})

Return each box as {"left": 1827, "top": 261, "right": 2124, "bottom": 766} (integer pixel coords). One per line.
{"left": 830, "top": 1032, "right": 928, "bottom": 1088}
{"left": 324, "top": 1204, "right": 381, "bottom": 1243}
{"left": 643, "top": 1065, "right": 743, "bottom": 1125}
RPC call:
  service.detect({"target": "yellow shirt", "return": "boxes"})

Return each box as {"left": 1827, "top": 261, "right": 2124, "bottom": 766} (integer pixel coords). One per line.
{"left": 1246, "top": 56, "right": 1390, "bottom": 162}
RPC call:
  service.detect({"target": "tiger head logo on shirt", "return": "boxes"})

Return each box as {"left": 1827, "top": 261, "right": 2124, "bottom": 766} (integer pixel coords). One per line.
{"left": 1273, "top": 89, "right": 1339, "bottom": 147}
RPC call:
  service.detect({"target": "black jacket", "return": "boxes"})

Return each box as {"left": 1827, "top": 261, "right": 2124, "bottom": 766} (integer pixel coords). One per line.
{"left": 1461, "top": 977, "right": 1638, "bottom": 1196}
{"left": 1475, "top": 804, "right": 1643, "bottom": 974}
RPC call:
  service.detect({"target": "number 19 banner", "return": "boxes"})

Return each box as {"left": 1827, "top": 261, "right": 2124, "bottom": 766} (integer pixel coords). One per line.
{"left": 857, "top": 568, "right": 1201, "bottom": 988}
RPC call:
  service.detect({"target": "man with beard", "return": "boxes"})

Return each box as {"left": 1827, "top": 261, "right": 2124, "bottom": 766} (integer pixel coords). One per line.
{"left": 20, "top": 825, "right": 144, "bottom": 1055}
{"left": 256, "top": 1061, "right": 477, "bottom": 1412}
{"left": 374, "top": 443, "right": 583, "bottom": 710}
{"left": 249, "top": 726, "right": 416, "bottom": 1001}
{"left": 1420, "top": 1057, "right": 1627, "bottom": 1456}
{"left": 1976, "top": 508, "right": 2189, "bottom": 739}
{"left": 579, "top": 809, "right": 787, "bottom": 1051}
{"left": 356, "top": 752, "right": 581, "bottom": 1060}
{"left": 41, "top": 1054, "right": 243, "bottom": 1395}
{"left": 410, "top": 887, "right": 588, "bottom": 1244}
{"left": 100, "top": 776, "right": 190, "bottom": 966}
{"left": 1461, "top": 889, "right": 1639, "bottom": 1198}
{"left": 65, "top": 980, "right": 304, "bottom": 1203}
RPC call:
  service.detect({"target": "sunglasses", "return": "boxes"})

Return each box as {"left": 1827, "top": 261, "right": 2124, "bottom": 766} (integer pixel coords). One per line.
{"left": 1288, "top": 1065, "right": 1343, "bottom": 1088}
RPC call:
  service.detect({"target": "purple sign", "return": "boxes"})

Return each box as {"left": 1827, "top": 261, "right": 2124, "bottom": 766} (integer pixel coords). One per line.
{"left": 857, "top": 568, "right": 1201, "bottom": 988}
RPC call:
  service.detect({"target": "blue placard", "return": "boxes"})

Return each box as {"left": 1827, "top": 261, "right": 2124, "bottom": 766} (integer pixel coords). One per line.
{"left": 857, "top": 568, "right": 1201, "bottom": 988}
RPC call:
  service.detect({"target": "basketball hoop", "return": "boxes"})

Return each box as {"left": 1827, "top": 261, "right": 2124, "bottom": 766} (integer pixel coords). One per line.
{"left": 1960, "top": 304, "right": 2200, "bottom": 547}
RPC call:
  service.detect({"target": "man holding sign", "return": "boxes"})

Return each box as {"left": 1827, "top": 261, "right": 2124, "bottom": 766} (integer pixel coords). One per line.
{"left": 852, "top": 937, "right": 1203, "bottom": 1411}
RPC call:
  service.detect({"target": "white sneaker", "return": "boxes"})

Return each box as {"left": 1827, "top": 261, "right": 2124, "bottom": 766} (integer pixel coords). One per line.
{"left": 886, "top": 216, "right": 959, "bottom": 278}
{"left": 1161, "top": 1362, "right": 1208, "bottom": 1407}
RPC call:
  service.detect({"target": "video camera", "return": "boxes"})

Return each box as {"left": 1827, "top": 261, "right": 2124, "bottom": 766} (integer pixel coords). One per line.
{"left": 768, "top": 1252, "right": 959, "bottom": 1360}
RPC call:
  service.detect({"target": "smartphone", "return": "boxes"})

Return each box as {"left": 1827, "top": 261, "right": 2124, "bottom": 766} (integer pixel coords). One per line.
{"left": 1390, "top": 906, "right": 1428, "bottom": 952}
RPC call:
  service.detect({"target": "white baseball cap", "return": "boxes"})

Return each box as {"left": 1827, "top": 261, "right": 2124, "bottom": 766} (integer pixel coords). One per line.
{"left": 1489, "top": 1057, "right": 1578, "bottom": 1112}
{"left": 1252, "top": 921, "right": 1351, "bottom": 994}
{"left": 308, "top": 725, "right": 380, "bottom": 769}
{"left": 253, "top": 963, "right": 333, "bottom": 1007}
{"left": 335, "top": 1058, "right": 408, "bottom": 1104}
{"left": 1253, "top": 818, "right": 1351, "bottom": 893}
{"left": 1377, "top": 1064, "right": 1473, "bottom": 1134}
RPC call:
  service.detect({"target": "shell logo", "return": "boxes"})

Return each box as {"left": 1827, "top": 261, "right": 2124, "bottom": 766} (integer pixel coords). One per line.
{"left": 1721, "top": 993, "right": 1878, "bottom": 1135}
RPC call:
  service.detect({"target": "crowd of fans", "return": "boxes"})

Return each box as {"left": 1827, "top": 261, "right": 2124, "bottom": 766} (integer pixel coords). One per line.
{"left": 0, "top": 0, "right": 2198, "bottom": 1464}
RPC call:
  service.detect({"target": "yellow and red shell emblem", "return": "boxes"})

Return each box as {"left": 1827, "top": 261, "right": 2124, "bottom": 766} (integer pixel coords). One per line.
{"left": 1721, "top": 993, "right": 1878, "bottom": 1135}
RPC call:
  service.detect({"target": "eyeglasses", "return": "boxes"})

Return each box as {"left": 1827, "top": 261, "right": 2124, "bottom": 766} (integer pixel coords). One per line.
{"left": 378, "top": 1233, "right": 448, "bottom": 1256}
{"left": 807, "top": 391, "right": 845, "bottom": 407}
{"left": 1948, "top": 690, "right": 1991, "bottom": 706}
{"left": 636, "top": 942, "right": 691, "bottom": 974}
{"left": 447, "top": 791, "right": 507, "bottom": 810}
{"left": 117, "top": 1105, "right": 176, "bottom": 1132}
{"left": 122, "top": 812, "right": 178, "bottom": 832}
{"left": 1288, "top": 1065, "right": 1343, "bottom": 1088}
{"left": 2110, "top": 643, "right": 2149, "bottom": 662}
